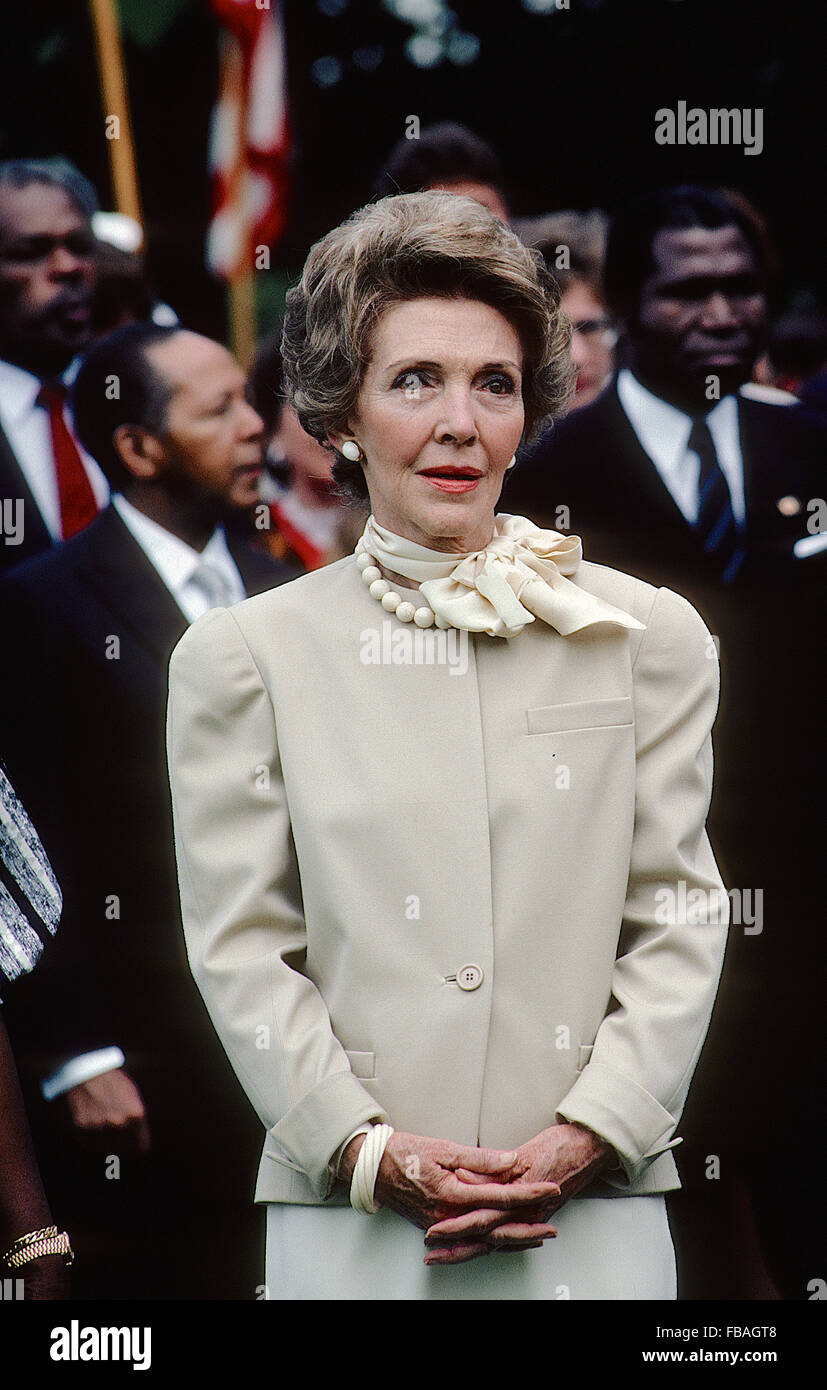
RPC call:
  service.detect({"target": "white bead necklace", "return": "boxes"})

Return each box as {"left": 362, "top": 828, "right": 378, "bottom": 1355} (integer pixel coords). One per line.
{"left": 355, "top": 538, "right": 452, "bottom": 629}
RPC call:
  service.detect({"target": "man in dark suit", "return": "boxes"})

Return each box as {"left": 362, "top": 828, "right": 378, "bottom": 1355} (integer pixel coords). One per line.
{"left": 506, "top": 187, "right": 826, "bottom": 1299}
{"left": 0, "top": 321, "right": 297, "bottom": 1297}
{"left": 0, "top": 158, "right": 108, "bottom": 571}
{"left": 507, "top": 185, "right": 825, "bottom": 590}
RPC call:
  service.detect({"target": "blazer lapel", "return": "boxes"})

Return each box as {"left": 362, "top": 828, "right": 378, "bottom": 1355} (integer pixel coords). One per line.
{"left": 228, "top": 535, "right": 293, "bottom": 596}
{"left": 74, "top": 506, "right": 188, "bottom": 665}
{"left": 737, "top": 397, "right": 817, "bottom": 531}
{"left": 596, "top": 383, "right": 696, "bottom": 529}
{"left": 0, "top": 420, "right": 52, "bottom": 567}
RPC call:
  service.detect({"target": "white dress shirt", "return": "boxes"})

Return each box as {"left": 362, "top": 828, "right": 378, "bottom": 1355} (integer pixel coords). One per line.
{"left": 0, "top": 358, "right": 109, "bottom": 539}
{"left": 41, "top": 494, "right": 246, "bottom": 1101}
{"left": 111, "top": 493, "right": 246, "bottom": 620}
{"left": 616, "top": 368, "right": 746, "bottom": 524}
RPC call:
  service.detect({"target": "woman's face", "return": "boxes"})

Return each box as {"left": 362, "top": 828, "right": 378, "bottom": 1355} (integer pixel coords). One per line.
{"left": 335, "top": 296, "right": 525, "bottom": 552}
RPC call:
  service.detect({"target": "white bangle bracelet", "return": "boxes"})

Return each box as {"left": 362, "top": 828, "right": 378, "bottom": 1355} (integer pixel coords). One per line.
{"left": 350, "top": 1124, "right": 394, "bottom": 1214}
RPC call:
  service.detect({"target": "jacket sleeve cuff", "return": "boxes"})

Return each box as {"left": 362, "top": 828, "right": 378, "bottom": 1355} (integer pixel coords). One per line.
{"left": 332, "top": 1124, "right": 373, "bottom": 1180}
{"left": 267, "top": 1070, "right": 390, "bottom": 1199}
{"left": 40, "top": 1046, "right": 126, "bottom": 1101}
{"left": 555, "top": 1058, "right": 682, "bottom": 1188}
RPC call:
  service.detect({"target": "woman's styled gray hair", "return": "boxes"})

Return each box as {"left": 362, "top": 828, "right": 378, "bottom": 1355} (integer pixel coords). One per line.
{"left": 281, "top": 191, "right": 574, "bottom": 503}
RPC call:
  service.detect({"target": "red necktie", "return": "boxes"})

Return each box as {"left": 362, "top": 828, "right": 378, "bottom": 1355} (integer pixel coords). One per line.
{"left": 36, "top": 380, "right": 99, "bottom": 539}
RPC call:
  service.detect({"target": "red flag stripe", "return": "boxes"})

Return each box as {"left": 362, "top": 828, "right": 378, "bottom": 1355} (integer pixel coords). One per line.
{"left": 207, "top": 0, "right": 290, "bottom": 280}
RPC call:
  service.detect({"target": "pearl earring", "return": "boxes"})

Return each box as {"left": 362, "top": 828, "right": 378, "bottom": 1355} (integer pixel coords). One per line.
{"left": 506, "top": 455, "right": 517, "bottom": 470}
{"left": 341, "top": 441, "right": 362, "bottom": 462}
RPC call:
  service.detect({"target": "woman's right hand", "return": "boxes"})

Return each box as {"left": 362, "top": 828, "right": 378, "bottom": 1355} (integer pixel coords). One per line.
{"left": 340, "top": 1130, "right": 560, "bottom": 1264}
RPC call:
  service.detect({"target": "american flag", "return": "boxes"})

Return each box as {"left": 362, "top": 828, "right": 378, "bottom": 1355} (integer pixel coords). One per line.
{"left": 207, "top": 0, "right": 291, "bottom": 280}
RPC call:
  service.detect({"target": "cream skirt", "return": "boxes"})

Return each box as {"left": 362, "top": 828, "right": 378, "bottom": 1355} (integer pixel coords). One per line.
{"left": 264, "top": 1194, "right": 677, "bottom": 1300}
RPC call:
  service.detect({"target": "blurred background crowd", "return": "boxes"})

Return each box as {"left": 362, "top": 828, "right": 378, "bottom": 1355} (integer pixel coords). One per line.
{"left": 0, "top": 0, "right": 824, "bottom": 1302}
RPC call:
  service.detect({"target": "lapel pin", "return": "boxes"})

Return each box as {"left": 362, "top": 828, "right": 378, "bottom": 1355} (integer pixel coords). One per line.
{"left": 776, "top": 496, "right": 801, "bottom": 516}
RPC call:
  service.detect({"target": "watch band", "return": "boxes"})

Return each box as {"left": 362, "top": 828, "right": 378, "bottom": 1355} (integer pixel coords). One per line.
{"left": 3, "top": 1225, "right": 74, "bottom": 1269}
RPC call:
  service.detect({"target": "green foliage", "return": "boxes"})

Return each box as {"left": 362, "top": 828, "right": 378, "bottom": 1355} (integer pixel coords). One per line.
{"left": 116, "top": 0, "right": 194, "bottom": 48}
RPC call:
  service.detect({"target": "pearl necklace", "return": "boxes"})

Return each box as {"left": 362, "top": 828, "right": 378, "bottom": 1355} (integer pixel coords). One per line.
{"left": 355, "top": 538, "right": 451, "bottom": 628}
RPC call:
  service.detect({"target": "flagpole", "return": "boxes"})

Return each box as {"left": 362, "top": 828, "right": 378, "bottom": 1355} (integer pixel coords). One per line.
{"left": 229, "top": 270, "right": 256, "bottom": 369}
{"left": 219, "top": 23, "right": 256, "bottom": 367}
{"left": 89, "top": 0, "right": 143, "bottom": 230}
{"left": 209, "top": 1, "right": 290, "bottom": 367}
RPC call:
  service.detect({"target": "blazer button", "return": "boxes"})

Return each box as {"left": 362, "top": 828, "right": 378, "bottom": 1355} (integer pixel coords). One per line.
{"left": 456, "top": 963, "right": 484, "bottom": 991}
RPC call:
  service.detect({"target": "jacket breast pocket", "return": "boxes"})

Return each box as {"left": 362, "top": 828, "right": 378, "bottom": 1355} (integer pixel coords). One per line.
{"left": 345, "top": 1049, "right": 375, "bottom": 1079}
{"left": 526, "top": 696, "right": 633, "bottom": 736}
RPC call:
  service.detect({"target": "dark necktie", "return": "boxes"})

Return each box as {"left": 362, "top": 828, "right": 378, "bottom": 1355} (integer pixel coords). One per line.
{"left": 36, "top": 380, "right": 99, "bottom": 540}
{"left": 688, "top": 415, "right": 744, "bottom": 584}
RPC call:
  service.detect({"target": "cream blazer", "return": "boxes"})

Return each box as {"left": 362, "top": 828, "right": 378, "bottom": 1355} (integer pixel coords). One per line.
{"left": 166, "top": 551, "right": 728, "bottom": 1207}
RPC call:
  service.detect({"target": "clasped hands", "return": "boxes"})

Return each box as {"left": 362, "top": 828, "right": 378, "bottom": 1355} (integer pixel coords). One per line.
{"left": 341, "top": 1123, "right": 615, "bottom": 1265}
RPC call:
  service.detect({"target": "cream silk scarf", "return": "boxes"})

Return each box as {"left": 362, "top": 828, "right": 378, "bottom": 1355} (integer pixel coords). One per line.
{"left": 358, "top": 513, "right": 646, "bottom": 639}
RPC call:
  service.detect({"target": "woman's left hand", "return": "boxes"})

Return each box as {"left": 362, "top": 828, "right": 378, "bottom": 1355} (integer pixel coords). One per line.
{"left": 423, "top": 1122, "right": 615, "bottom": 1260}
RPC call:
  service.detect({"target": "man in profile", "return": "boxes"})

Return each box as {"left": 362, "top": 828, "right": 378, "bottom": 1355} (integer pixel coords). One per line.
{"left": 0, "top": 322, "right": 296, "bottom": 1298}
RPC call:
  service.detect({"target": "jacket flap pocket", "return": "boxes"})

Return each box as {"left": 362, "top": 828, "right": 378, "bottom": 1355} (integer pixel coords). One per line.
{"left": 526, "top": 697, "right": 633, "bottom": 736}
{"left": 345, "top": 1049, "right": 375, "bottom": 1079}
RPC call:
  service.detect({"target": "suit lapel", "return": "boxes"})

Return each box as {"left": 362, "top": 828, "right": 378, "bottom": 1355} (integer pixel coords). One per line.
{"left": 0, "top": 420, "right": 52, "bottom": 567}
{"left": 596, "top": 383, "right": 696, "bottom": 529}
{"left": 74, "top": 506, "right": 188, "bottom": 665}
{"left": 737, "top": 397, "right": 813, "bottom": 513}
{"left": 228, "top": 535, "right": 289, "bottom": 596}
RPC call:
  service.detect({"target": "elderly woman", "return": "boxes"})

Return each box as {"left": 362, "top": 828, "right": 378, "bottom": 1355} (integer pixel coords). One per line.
{"left": 166, "top": 192, "right": 728, "bottom": 1300}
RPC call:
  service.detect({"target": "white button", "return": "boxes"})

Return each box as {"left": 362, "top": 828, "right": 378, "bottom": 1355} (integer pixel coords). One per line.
{"left": 456, "top": 963, "right": 484, "bottom": 991}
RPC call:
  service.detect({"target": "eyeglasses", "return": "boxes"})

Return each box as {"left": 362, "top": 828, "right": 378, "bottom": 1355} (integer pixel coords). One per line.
{"left": 571, "top": 318, "right": 614, "bottom": 338}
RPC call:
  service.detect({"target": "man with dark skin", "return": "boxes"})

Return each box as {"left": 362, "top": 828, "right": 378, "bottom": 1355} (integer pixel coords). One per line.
{"left": 0, "top": 323, "right": 294, "bottom": 1296}
{"left": 626, "top": 223, "right": 766, "bottom": 413}
{"left": 506, "top": 186, "right": 822, "bottom": 588}
{"left": 19, "top": 329, "right": 270, "bottom": 1155}
{"left": 504, "top": 187, "right": 826, "bottom": 1299}
{"left": 0, "top": 161, "right": 107, "bottom": 569}
{"left": 2, "top": 324, "right": 282, "bottom": 1128}
{"left": 0, "top": 174, "right": 97, "bottom": 379}
{"left": 109, "top": 328, "right": 265, "bottom": 548}
{"left": 0, "top": 166, "right": 125, "bottom": 1150}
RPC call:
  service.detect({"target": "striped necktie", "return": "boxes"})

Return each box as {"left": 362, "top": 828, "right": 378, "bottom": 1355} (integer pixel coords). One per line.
{"left": 190, "top": 556, "right": 235, "bottom": 611}
{"left": 688, "top": 415, "right": 744, "bottom": 584}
